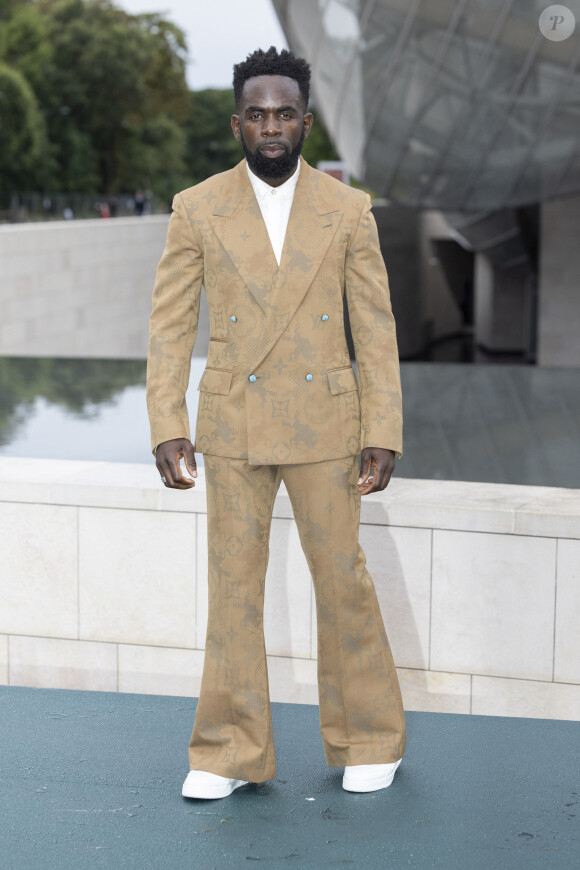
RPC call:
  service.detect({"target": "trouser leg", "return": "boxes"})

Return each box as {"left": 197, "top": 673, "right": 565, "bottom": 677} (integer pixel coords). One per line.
{"left": 188, "top": 455, "right": 281, "bottom": 782}
{"left": 282, "top": 455, "right": 406, "bottom": 767}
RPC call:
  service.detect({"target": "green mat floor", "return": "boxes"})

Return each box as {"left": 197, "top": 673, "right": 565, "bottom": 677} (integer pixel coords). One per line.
{"left": 1, "top": 686, "right": 578, "bottom": 869}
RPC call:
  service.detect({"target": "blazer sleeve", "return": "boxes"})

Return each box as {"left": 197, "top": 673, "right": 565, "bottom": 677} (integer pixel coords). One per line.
{"left": 146, "top": 192, "right": 204, "bottom": 453}
{"left": 344, "top": 194, "right": 403, "bottom": 457}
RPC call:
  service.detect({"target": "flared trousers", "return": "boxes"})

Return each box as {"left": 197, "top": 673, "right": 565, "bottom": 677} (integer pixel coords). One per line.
{"left": 189, "top": 454, "right": 406, "bottom": 782}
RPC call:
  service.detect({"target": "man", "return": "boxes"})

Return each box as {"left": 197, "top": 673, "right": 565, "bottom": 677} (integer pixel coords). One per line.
{"left": 147, "top": 47, "right": 405, "bottom": 800}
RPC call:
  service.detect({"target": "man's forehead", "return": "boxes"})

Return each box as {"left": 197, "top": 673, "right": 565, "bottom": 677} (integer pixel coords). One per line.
{"left": 240, "top": 75, "right": 302, "bottom": 107}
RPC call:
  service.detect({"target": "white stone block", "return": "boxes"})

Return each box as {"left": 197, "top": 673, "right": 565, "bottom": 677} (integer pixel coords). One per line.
{"left": 0, "top": 503, "right": 78, "bottom": 638}
{"left": 361, "top": 525, "right": 432, "bottom": 669}
{"left": 9, "top": 636, "right": 117, "bottom": 691}
{"left": 0, "top": 635, "right": 7, "bottom": 684}
{"left": 472, "top": 675, "right": 580, "bottom": 721}
{"left": 431, "top": 530, "right": 556, "bottom": 680}
{"left": 49, "top": 461, "right": 162, "bottom": 511}
{"left": 397, "top": 668, "right": 471, "bottom": 714}
{"left": 554, "top": 539, "right": 580, "bottom": 684}
{"left": 264, "top": 519, "right": 312, "bottom": 659}
{"left": 79, "top": 507, "right": 196, "bottom": 648}
{"left": 360, "top": 479, "right": 518, "bottom": 534}
{"left": 0, "top": 216, "right": 169, "bottom": 358}
{"left": 0, "top": 457, "right": 97, "bottom": 504}
{"left": 267, "top": 654, "right": 319, "bottom": 704}
{"left": 118, "top": 644, "right": 205, "bottom": 696}
{"left": 513, "top": 489, "right": 580, "bottom": 540}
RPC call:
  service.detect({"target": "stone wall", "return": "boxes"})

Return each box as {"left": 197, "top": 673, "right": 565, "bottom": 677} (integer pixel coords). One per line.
{"left": 1, "top": 457, "right": 579, "bottom": 720}
{"left": 0, "top": 217, "right": 170, "bottom": 358}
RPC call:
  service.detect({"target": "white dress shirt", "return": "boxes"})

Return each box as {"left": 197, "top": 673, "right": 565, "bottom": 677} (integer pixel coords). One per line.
{"left": 246, "top": 161, "right": 300, "bottom": 266}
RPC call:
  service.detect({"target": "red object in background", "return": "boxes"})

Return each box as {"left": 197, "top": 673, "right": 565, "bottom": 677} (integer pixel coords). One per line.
{"left": 317, "top": 161, "right": 351, "bottom": 185}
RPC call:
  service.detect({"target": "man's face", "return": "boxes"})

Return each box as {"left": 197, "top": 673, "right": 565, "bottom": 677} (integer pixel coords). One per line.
{"left": 231, "top": 75, "right": 313, "bottom": 185}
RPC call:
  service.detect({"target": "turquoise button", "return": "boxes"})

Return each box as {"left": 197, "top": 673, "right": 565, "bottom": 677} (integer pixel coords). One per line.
{"left": 321, "top": 314, "right": 329, "bottom": 322}
{"left": 230, "top": 315, "right": 237, "bottom": 322}
{"left": 249, "top": 374, "right": 257, "bottom": 383}
{"left": 306, "top": 373, "right": 313, "bottom": 381}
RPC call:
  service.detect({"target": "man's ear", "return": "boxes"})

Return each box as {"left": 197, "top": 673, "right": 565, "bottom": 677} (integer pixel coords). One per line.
{"left": 231, "top": 115, "right": 241, "bottom": 141}
{"left": 303, "top": 112, "right": 314, "bottom": 139}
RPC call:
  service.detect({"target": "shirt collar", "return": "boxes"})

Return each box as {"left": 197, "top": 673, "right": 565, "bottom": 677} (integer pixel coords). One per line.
{"left": 246, "top": 159, "right": 301, "bottom": 202}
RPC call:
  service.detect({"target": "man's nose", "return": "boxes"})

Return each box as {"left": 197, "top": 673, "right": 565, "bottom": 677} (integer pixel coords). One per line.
{"left": 262, "top": 114, "right": 281, "bottom": 136}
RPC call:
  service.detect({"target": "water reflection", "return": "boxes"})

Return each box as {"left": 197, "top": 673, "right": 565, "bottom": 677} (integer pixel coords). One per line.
{"left": 0, "top": 357, "right": 578, "bottom": 487}
{"left": 0, "top": 356, "right": 205, "bottom": 465}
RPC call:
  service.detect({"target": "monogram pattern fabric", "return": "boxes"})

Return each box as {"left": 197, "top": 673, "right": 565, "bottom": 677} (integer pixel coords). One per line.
{"left": 189, "top": 455, "right": 406, "bottom": 782}
{"left": 146, "top": 158, "right": 403, "bottom": 464}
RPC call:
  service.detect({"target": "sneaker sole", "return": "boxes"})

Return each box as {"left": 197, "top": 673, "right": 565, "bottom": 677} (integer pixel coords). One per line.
{"left": 342, "top": 759, "right": 402, "bottom": 793}
{"left": 182, "top": 778, "right": 248, "bottom": 799}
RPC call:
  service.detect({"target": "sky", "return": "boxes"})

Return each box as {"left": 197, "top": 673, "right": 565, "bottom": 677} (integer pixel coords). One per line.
{"left": 116, "top": 0, "right": 288, "bottom": 90}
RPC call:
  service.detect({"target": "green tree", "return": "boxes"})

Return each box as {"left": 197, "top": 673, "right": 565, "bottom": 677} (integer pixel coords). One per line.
{"left": 0, "top": 3, "right": 342, "bottom": 198}
{"left": 41, "top": 0, "right": 189, "bottom": 193}
{"left": 0, "top": 0, "right": 191, "bottom": 195}
{"left": 183, "top": 89, "right": 242, "bottom": 184}
{"left": 0, "top": 62, "right": 46, "bottom": 191}
{"left": 0, "top": 1, "right": 52, "bottom": 93}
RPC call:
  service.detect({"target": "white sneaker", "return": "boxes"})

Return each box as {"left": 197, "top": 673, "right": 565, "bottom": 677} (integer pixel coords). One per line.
{"left": 182, "top": 769, "right": 249, "bottom": 799}
{"left": 342, "top": 758, "right": 402, "bottom": 793}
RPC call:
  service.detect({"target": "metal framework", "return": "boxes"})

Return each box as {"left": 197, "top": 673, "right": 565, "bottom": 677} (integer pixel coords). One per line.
{"left": 272, "top": 0, "right": 580, "bottom": 211}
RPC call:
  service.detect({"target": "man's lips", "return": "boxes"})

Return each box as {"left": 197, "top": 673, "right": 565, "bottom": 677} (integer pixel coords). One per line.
{"left": 259, "top": 144, "right": 287, "bottom": 156}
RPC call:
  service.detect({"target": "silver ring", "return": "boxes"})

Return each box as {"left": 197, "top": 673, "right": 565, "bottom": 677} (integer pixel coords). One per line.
{"left": 160, "top": 476, "right": 167, "bottom": 483}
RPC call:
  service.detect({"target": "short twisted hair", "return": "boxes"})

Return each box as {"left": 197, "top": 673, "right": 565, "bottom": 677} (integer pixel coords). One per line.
{"left": 233, "top": 46, "right": 311, "bottom": 111}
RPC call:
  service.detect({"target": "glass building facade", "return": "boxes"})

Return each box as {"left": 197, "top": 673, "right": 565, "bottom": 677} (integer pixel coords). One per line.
{"left": 272, "top": 0, "right": 580, "bottom": 212}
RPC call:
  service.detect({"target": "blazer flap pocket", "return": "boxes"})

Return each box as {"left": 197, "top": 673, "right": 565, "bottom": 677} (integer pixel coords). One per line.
{"left": 327, "top": 366, "right": 358, "bottom": 395}
{"left": 197, "top": 367, "right": 233, "bottom": 395}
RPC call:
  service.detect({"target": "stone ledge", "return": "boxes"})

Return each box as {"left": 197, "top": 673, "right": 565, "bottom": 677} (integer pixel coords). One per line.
{"left": 1, "top": 457, "right": 579, "bottom": 537}
{"left": 0, "top": 214, "right": 170, "bottom": 235}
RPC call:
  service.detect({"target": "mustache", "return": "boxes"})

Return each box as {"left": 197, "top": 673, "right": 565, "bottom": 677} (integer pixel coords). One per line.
{"left": 258, "top": 141, "right": 290, "bottom": 152}
{"left": 240, "top": 129, "right": 305, "bottom": 179}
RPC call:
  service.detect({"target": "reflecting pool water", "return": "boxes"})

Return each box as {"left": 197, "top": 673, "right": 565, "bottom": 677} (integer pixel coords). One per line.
{"left": 0, "top": 357, "right": 205, "bottom": 466}
{"left": 0, "top": 357, "right": 578, "bottom": 487}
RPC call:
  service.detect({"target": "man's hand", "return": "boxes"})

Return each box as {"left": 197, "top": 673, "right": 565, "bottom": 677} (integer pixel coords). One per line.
{"left": 357, "top": 447, "right": 395, "bottom": 495}
{"left": 155, "top": 438, "right": 197, "bottom": 489}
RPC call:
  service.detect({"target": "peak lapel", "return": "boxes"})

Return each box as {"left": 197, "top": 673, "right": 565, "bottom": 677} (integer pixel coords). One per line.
{"left": 208, "top": 161, "right": 278, "bottom": 314}
{"left": 251, "top": 159, "right": 344, "bottom": 368}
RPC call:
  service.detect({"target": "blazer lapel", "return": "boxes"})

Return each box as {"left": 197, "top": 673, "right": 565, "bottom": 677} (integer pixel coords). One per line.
{"left": 208, "top": 161, "right": 278, "bottom": 314}
{"left": 251, "top": 158, "right": 344, "bottom": 368}
{"left": 207, "top": 159, "right": 344, "bottom": 366}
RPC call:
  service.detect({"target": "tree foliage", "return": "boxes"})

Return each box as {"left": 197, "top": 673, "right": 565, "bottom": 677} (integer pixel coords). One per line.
{"left": 0, "top": 61, "right": 45, "bottom": 190}
{"left": 0, "top": 0, "right": 189, "bottom": 194}
{"left": 0, "top": 0, "right": 340, "bottom": 197}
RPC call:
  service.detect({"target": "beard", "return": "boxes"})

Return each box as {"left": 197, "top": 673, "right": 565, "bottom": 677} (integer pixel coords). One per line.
{"left": 241, "top": 128, "right": 305, "bottom": 179}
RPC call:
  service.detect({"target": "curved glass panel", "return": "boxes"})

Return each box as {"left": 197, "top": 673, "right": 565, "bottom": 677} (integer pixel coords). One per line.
{"left": 273, "top": 0, "right": 580, "bottom": 210}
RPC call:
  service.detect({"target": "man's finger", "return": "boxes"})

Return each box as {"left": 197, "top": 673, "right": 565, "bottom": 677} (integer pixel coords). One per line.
{"left": 372, "top": 460, "right": 394, "bottom": 492}
{"left": 184, "top": 447, "right": 197, "bottom": 480}
{"left": 158, "top": 454, "right": 194, "bottom": 489}
{"left": 172, "top": 453, "right": 196, "bottom": 487}
{"left": 157, "top": 459, "right": 176, "bottom": 488}
{"left": 357, "top": 457, "right": 372, "bottom": 485}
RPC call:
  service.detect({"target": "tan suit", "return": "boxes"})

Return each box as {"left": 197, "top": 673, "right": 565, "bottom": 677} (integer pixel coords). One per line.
{"left": 147, "top": 158, "right": 402, "bottom": 463}
{"left": 147, "top": 158, "right": 405, "bottom": 782}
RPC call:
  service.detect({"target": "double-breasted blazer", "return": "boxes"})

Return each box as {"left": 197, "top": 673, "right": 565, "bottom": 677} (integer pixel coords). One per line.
{"left": 146, "top": 157, "right": 402, "bottom": 465}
